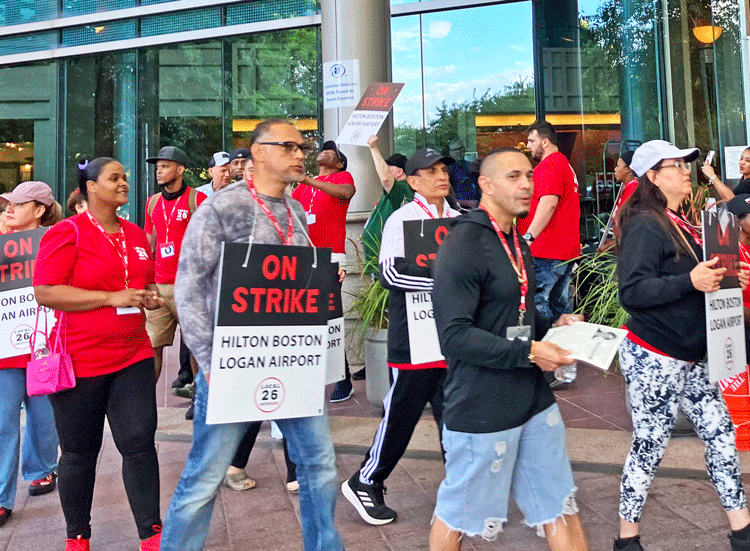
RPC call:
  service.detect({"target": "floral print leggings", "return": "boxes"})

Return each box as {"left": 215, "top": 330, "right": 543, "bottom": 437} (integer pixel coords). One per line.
{"left": 618, "top": 337, "right": 746, "bottom": 523}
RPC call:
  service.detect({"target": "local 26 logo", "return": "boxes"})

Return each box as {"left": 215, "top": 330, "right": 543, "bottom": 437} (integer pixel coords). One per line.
{"left": 255, "top": 377, "right": 285, "bottom": 413}
{"left": 10, "top": 324, "right": 33, "bottom": 350}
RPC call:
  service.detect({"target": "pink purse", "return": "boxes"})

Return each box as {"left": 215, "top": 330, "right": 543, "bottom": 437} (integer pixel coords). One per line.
{"left": 26, "top": 219, "right": 78, "bottom": 396}
{"left": 26, "top": 309, "right": 75, "bottom": 396}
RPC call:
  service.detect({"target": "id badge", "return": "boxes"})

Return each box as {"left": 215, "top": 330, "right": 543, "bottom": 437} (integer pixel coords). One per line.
{"left": 506, "top": 325, "right": 531, "bottom": 341}
{"left": 160, "top": 242, "right": 176, "bottom": 258}
{"left": 116, "top": 307, "right": 141, "bottom": 315}
{"left": 306, "top": 213, "right": 317, "bottom": 225}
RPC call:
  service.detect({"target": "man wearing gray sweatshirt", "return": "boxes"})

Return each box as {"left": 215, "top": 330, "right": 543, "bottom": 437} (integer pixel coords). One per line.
{"left": 160, "top": 119, "right": 345, "bottom": 551}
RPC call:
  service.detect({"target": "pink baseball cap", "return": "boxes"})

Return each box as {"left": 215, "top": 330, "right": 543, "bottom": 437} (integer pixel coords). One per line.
{"left": 1, "top": 181, "right": 54, "bottom": 206}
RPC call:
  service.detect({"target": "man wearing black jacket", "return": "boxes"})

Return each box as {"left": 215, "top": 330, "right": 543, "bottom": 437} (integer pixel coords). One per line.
{"left": 430, "top": 147, "right": 588, "bottom": 551}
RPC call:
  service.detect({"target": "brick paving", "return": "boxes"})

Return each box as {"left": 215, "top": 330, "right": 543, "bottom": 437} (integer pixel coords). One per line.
{"left": 3, "top": 349, "right": 747, "bottom": 550}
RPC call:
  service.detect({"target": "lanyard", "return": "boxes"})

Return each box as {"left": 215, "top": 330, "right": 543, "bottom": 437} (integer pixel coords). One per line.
{"left": 85, "top": 211, "right": 129, "bottom": 286}
{"left": 158, "top": 192, "right": 186, "bottom": 242}
{"left": 306, "top": 187, "right": 319, "bottom": 214}
{"left": 480, "top": 206, "right": 528, "bottom": 324}
{"left": 248, "top": 182, "right": 294, "bottom": 245}
{"left": 666, "top": 209, "right": 702, "bottom": 246}
{"left": 413, "top": 197, "right": 437, "bottom": 219}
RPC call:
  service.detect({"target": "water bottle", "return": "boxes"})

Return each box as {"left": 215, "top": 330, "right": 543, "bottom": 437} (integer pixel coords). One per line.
{"left": 554, "top": 362, "right": 577, "bottom": 383}
{"left": 34, "top": 346, "right": 50, "bottom": 360}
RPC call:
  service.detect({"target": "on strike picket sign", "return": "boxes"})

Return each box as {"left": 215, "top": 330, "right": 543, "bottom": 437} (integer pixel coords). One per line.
{"left": 326, "top": 262, "right": 345, "bottom": 385}
{"left": 0, "top": 228, "right": 55, "bottom": 360}
{"left": 206, "top": 243, "right": 331, "bottom": 424}
{"left": 403, "top": 218, "right": 451, "bottom": 364}
{"left": 702, "top": 208, "right": 746, "bottom": 383}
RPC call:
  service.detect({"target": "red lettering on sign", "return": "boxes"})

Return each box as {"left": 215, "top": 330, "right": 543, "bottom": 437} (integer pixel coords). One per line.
{"left": 232, "top": 287, "right": 248, "bottom": 313}
{"left": 416, "top": 253, "right": 436, "bottom": 267}
{"left": 266, "top": 288, "right": 283, "bottom": 313}
{"left": 306, "top": 289, "right": 319, "bottom": 313}
{"left": 262, "top": 256, "right": 280, "bottom": 280}
{"left": 4, "top": 240, "right": 17, "bottom": 258}
{"left": 376, "top": 86, "right": 390, "bottom": 95}
{"left": 435, "top": 225, "right": 449, "bottom": 245}
{"left": 281, "top": 256, "right": 297, "bottom": 280}
{"left": 19, "top": 238, "right": 32, "bottom": 257}
{"left": 250, "top": 288, "right": 266, "bottom": 312}
{"left": 10, "top": 263, "right": 22, "bottom": 280}
{"left": 290, "top": 289, "right": 304, "bottom": 313}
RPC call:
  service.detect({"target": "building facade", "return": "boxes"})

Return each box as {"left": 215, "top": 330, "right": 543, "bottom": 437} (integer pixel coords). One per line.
{"left": 0, "top": 0, "right": 748, "bottom": 231}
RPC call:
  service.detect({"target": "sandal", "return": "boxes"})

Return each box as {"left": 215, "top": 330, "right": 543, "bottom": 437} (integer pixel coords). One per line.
{"left": 224, "top": 472, "right": 256, "bottom": 491}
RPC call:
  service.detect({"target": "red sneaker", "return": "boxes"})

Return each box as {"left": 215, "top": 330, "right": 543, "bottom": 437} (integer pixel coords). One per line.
{"left": 64, "top": 535, "right": 90, "bottom": 551}
{"left": 29, "top": 472, "right": 57, "bottom": 496}
{"left": 0, "top": 507, "right": 12, "bottom": 527}
{"left": 139, "top": 525, "right": 161, "bottom": 551}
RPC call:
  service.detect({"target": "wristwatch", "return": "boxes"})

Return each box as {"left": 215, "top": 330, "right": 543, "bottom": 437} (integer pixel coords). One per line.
{"left": 523, "top": 232, "right": 534, "bottom": 242}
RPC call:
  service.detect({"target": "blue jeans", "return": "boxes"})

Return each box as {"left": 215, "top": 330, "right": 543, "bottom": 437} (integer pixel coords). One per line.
{"left": 161, "top": 370, "right": 344, "bottom": 551}
{"left": 533, "top": 258, "right": 573, "bottom": 324}
{"left": 0, "top": 368, "right": 59, "bottom": 509}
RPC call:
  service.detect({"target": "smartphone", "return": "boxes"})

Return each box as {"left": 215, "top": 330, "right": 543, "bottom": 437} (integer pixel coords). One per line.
{"left": 706, "top": 150, "right": 715, "bottom": 165}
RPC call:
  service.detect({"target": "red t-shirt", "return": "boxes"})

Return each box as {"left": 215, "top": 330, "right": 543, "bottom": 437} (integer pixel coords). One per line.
{"left": 612, "top": 179, "right": 639, "bottom": 223}
{"left": 292, "top": 172, "right": 354, "bottom": 253}
{"left": 741, "top": 243, "right": 750, "bottom": 308}
{"left": 33, "top": 215, "right": 155, "bottom": 378}
{"left": 517, "top": 151, "right": 581, "bottom": 260}
{"left": 144, "top": 190, "right": 206, "bottom": 284}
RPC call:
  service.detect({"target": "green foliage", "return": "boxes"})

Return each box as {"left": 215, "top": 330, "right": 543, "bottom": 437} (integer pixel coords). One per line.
{"left": 574, "top": 251, "right": 628, "bottom": 328}
{"left": 349, "top": 276, "right": 389, "bottom": 331}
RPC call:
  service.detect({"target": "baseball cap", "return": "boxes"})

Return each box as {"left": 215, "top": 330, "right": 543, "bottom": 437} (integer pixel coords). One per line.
{"left": 630, "top": 140, "right": 699, "bottom": 177}
{"left": 228, "top": 148, "right": 251, "bottom": 162}
{"left": 209, "top": 151, "right": 230, "bottom": 168}
{"left": 1, "top": 181, "right": 54, "bottom": 206}
{"left": 146, "top": 146, "right": 189, "bottom": 167}
{"left": 404, "top": 148, "right": 455, "bottom": 177}
{"left": 385, "top": 153, "right": 407, "bottom": 171}
{"left": 620, "top": 149, "right": 635, "bottom": 167}
{"left": 321, "top": 140, "right": 347, "bottom": 171}
{"left": 727, "top": 194, "right": 750, "bottom": 217}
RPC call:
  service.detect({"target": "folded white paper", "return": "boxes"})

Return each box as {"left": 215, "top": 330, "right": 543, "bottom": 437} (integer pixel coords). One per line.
{"left": 541, "top": 321, "right": 627, "bottom": 371}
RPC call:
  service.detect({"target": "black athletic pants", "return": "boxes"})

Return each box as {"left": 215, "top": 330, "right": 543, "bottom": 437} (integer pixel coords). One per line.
{"left": 358, "top": 367, "right": 445, "bottom": 484}
{"left": 49, "top": 358, "right": 160, "bottom": 540}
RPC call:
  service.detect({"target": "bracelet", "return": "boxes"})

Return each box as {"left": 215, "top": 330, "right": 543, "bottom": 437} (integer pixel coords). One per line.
{"left": 708, "top": 175, "right": 717, "bottom": 185}
{"left": 528, "top": 340, "right": 536, "bottom": 363}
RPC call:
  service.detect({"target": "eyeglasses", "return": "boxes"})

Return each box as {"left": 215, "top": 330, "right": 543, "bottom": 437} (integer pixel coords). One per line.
{"left": 257, "top": 141, "right": 313, "bottom": 156}
{"left": 658, "top": 160, "right": 691, "bottom": 172}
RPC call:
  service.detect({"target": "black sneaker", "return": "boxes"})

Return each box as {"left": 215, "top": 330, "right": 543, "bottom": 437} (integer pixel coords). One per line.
{"left": 185, "top": 397, "right": 195, "bottom": 421}
{"left": 351, "top": 367, "right": 366, "bottom": 381}
{"left": 341, "top": 472, "right": 397, "bottom": 525}
{"left": 0, "top": 507, "right": 11, "bottom": 527}
{"left": 172, "top": 381, "right": 195, "bottom": 399}
{"left": 330, "top": 379, "right": 353, "bottom": 403}
{"left": 613, "top": 535, "right": 644, "bottom": 551}
{"left": 730, "top": 533, "right": 750, "bottom": 551}
{"left": 171, "top": 371, "right": 193, "bottom": 389}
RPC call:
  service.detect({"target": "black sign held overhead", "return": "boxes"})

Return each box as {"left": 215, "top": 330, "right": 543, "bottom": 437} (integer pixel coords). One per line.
{"left": 403, "top": 219, "right": 452, "bottom": 272}
{"left": 0, "top": 228, "right": 47, "bottom": 292}
{"left": 217, "top": 243, "right": 331, "bottom": 327}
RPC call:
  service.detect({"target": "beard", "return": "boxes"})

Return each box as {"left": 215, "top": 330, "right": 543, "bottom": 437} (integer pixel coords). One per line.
{"left": 517, "top": 210, "right": 530, "bottom": 219}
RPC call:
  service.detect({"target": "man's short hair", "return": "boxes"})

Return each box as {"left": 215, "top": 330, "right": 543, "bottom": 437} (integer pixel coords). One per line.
{"left": 527, "top": 120, "right": 557, "bottom": 146}
{"left": 249, "top": 118, "right": 295, "bottom": 151}
{"left": 479, "top": 147, "right": 527, "bottom": 176}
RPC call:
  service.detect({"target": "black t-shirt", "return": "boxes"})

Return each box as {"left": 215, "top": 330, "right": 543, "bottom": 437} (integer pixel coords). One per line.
{"left": 733, "top": 178, "right": 750, "bottom": 195}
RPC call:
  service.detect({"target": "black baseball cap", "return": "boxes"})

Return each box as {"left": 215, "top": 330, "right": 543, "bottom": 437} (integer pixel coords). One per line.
{"left": 229, "top": 148, "right": 251, "bottom": 162}
{"left": 321, "top": 140, "right": 347, "bottom": 171}
{"left": 620, "top": 150, "right": 635, "bottom": 167}
{"left": 727, "top": 194, "right": 750, "bottom": 217}
{"left": 385, "top": 153, "right": 407, "bottom": 171}
{"left": 146, "top": 146, "right": 189, "bottom": 167}
{"left": 405, "top": 148, "right": 455, "bottom": 177}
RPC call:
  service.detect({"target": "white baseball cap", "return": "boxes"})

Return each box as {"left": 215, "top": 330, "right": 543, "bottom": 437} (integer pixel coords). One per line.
{"left": 209, "top": 151, "right": 230, "bottom": 168}
{"left": 630, "top": 140, "right": 699, "bottom": 177}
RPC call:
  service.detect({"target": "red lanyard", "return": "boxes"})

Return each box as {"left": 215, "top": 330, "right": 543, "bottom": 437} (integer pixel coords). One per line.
{"left": 666, "top": 210, "right": 702, "bottom": 246}
{"left": 248, "top": 182, "right": 294, "bottom": 245}
{"left": 413, "top": 197, "right": 436, "bottom": 219}
{"left": 480, "top": 206, "right": 528, "bottom": 321}
{"left": 159, "top": 193, "right": 186, "bottom": 242}
{"left": 85, "top": 211, "right": 129, "bottom": 286}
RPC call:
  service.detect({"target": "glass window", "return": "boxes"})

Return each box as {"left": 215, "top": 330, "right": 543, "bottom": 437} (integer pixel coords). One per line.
{"left": 62, "top": 0, "right": 136, "bottom": 17}
{"left": 227, "top": 0, "right": 320, "bottom": 25}
{"left": 141, "top": 8, "right": 222, "bottom": 37}
{"left": 0, "top": 0, "right": 57, "bottom": 26}
{"left": 62, "top": 20, "right": 137, "bottom": 47}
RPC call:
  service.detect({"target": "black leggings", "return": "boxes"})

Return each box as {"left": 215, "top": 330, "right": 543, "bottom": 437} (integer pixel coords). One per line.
{"left": 49, "top": 358, "right": 161, "bottom": 540}
{"left": 231, "top": 422, "right": 297, "bottom": 482}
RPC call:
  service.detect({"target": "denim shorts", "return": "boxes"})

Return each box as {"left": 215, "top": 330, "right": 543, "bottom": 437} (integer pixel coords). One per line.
{"left": 433, "top": 403, "right": 577, "bottom": 541}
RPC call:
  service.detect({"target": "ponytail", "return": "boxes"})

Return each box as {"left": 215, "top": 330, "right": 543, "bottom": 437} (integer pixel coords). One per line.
{"left": 77, "top": 156, "right": 116, "bottom": 199}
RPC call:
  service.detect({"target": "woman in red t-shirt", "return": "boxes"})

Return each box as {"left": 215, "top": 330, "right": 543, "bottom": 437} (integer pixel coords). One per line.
{"left": 0, "top": 181, "right": 63, "bottom": 528}
{"left": 33, "top": 158, "right": 164, "bottom": 551}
